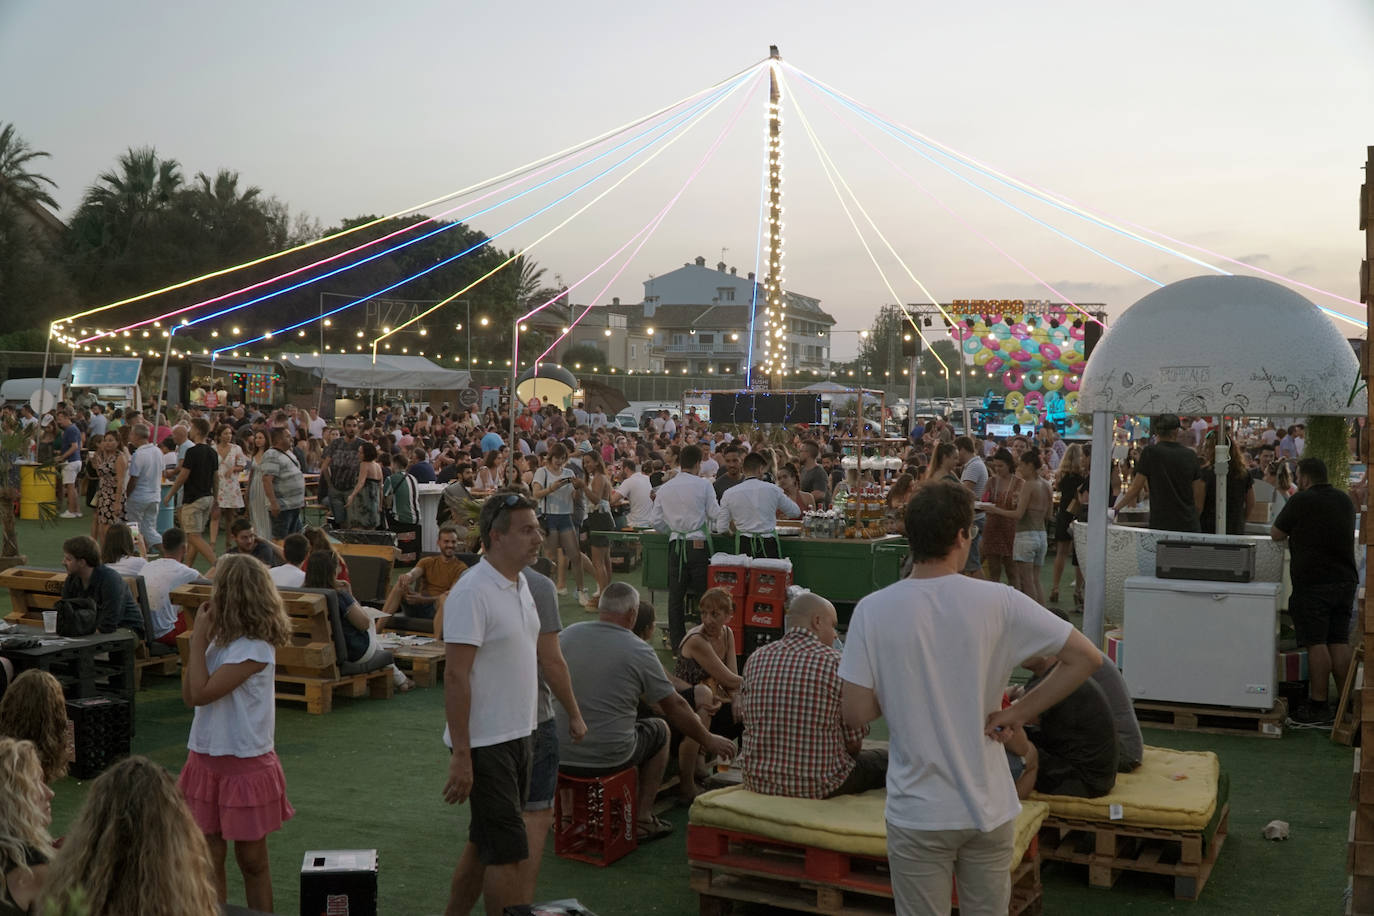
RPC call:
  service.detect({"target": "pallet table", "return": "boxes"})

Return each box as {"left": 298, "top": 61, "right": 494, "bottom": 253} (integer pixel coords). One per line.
{"left": 1133, "top": 698, "right": 1286, "bottom": 738}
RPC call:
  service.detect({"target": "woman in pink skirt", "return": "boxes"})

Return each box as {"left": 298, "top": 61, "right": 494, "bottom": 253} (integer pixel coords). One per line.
{"left": 179, "top": 553, "right": 294, "bottom": 913}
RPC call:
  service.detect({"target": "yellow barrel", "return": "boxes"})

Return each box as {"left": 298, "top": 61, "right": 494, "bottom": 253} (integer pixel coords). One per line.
{"left": 19, "top": 464, "right": 58, "bottom": 520}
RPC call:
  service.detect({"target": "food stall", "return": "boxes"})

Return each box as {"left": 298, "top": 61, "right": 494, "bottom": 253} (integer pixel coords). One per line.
{"left": 1074, "top": 275, "right": 1364, "bottom": 712}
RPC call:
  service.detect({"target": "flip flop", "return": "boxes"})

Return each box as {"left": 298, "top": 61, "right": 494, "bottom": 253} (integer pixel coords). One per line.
{"left": 636, "top": 815, "right": 674, "bottom": 842}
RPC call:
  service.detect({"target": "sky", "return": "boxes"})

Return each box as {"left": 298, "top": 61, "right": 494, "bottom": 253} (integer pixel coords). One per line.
{"left": 4, "top": 0, "right": 1372, "bottom": 360}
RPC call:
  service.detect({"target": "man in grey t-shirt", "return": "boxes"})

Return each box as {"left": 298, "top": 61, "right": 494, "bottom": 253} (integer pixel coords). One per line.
{"left": 557, "top": 582, "right": 736, "bottom": 841}
{"left": 957, "top": 436, "right": 988, "bottom": 577}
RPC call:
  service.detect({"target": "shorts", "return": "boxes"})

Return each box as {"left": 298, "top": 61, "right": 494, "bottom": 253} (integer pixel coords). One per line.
{"left": 62, "top": 460, "right": 82, "bottom": 485}
{"left": 1289, "top": 582, "right": 1357, "bottom": 647}
{"left": 525, "top": 718, "right": 559, "bottom": 812}
{"left": 178, "top": 750, "right": 295, "bottom": 842}
{"left": 181, "top": 496, "right": 213, "bottom": 534}
{"left": 468, "top": 735, "right": 533, "bottom": 865}
{"left": 544, "top": 513, "right": 575, "bottom": 533}
{"left": 561, "top": 717, "right": 669, "bottom": 779}
{"left": 1012, "top": 529, "right": 1047, "bottom": 565}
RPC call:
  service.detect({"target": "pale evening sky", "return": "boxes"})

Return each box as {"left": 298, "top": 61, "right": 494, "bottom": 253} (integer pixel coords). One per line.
{"left": 3, "top": 0, "right": 1371, "bottom": 359}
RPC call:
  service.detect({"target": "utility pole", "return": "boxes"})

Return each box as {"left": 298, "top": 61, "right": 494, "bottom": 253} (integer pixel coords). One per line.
{"left": 1352, "top": 145, "right": 1374, "bottom": 914}
{"left": 760, "top": 44, "right": 785, "bottom": 390}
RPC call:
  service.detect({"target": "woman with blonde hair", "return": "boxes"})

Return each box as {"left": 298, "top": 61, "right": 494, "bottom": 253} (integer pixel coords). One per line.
{"left": 42, "top": 755, "right": 217, "bottom": 916}
{"left": 178, "top": 554, "right": 294, "bottom": 912}
{"left": 0, "top": 738, "right": 54, "bottom": 915}
{"left": 0, "top": 671, "right": 70, "bottom": 784}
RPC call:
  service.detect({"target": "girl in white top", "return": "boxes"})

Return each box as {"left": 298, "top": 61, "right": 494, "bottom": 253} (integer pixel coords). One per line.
{"left": 177, "top": 554, "right": 294, "bottom": 914}
{"left": 532, "top": 443, "right": 589, "bottom": 603}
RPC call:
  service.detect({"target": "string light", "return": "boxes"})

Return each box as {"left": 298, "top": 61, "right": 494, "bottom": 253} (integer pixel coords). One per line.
{"left": 761, "top": 60, "right": 787, "bottom": 380}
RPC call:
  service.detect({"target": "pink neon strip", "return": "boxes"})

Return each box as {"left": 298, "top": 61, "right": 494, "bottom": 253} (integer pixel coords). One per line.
{"left": 527, "top": 71, "right": 763, "bottom": 364}
{"left": 796, "top": 78, "right": 1102, "bottom": 326}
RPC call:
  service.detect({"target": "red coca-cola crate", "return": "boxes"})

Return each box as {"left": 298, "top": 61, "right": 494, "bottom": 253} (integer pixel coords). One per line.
{"left": 707, "top": 563, "right": 749, "bottom": 598}
{"left": 747, "top": 565, "right": 793, "bottom": 599}
{"left": 554, "top": 768, "right": 638, "bottom": 866}
{"left": 745, "top": 595, "right": 784, "bottom": 630}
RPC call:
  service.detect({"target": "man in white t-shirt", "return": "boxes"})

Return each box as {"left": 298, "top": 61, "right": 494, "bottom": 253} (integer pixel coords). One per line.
{"left": 839, "top": 482, "right": 1101, "bottom": 915}
{"left": 1189, "top": 416, "right": 1210, "bottom": 449}
{"left": 136, "top": 526, "right": 202, "bottom": 645}
{"left": 611, "top": 459, "right": 654, "bottom": 529}
{"left": 443, "top": 492, "right": 578, "bottom": 916}
{"left": 268, "top": 533, "right": 309, "bottom": 589}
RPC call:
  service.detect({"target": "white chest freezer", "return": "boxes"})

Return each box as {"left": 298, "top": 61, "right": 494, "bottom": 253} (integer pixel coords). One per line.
{"left": 1122, "top": 575, "right": 1279, "bottom": 709}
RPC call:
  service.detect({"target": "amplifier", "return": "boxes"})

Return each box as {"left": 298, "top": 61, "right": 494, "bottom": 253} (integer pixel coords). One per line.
{"left": 1155, "top": 540, "right": 1255, "bottom": 582}
{"left": 300, "top": 849, "right": 377, "bottom": 916}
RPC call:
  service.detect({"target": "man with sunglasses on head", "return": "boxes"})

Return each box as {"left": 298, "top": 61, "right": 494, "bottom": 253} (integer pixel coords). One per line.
{"left": 442, "top": 491, "right": 585, "bottom": 916}
{"left": 320, "top": 416, "right": 363, "bottom": 526}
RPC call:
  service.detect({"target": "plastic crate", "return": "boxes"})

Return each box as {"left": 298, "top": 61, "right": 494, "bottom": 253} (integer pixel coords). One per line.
{"left": 743, "top": 627, "right": 784, "bottom": 658}
{"left": 747, "top": 562, "right": 793, "bottom": 599}
{"left": 707, "top": 564, "right": 749, "bottom": 599}
{"left": 745, "top": 595, "right": 784, "bottom": 630}
{"left": 67, "top": 695, "right": 131, "bottom": 779}
{"left": 554, "top": 769, "right": 638, "bottom": 866}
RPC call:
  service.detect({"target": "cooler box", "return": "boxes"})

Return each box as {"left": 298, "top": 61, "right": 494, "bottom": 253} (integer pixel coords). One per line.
{"left": 1122, "top": 575, "right": 1278, "bottom": 709}
{"left": 300, "top": 849, "right": 378, "bottom": 916}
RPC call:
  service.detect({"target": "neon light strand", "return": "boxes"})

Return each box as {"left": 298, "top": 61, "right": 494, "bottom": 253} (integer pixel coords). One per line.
{"left": 793, "top": 73, "right": 1097, "bottom": 326}
{"left": 532, "top": 71, "right": 761, "bottom": 365}
{"left": 55, "top": 58, "right": 770, "bottom": 332}
{"left": 79, "top": 100, "right": 711, "bottom": 345}
{"left": 787, "top": 62, "right": 1365, "bottom": 328}
{"left": 783, "top": 72, "right": 948, "bottom": 372}
{"left": 210, "top": 75, "right": 754, "bottom": 354}
{"left": 366, "top": 68, "right": 763, "bottom": 357}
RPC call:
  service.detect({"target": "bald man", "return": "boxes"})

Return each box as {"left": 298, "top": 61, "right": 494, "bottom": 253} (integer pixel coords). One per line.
{"left": 738, "top": 591, "right": 888, "bottom": 798}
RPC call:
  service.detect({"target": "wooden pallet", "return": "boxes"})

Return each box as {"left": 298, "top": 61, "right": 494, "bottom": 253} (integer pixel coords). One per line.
{"left": 1133, "top": 699, "right": 1286, "bottom": 738}
{"left": 688, "top": 825, "right": 1041, "bottom": 916}
{"left": 1039, "top": 803, "right": 1228, "bottom": 900}
{"left": 275, "top": 668, "right": 394, "bottom": 714}
{"left": 133, "top": 652, "right": 180, "bottom": 689}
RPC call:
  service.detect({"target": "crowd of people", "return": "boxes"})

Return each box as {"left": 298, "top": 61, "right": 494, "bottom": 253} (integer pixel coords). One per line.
{"left": 0, "top": 394, "right": 1353, "bottom": 915}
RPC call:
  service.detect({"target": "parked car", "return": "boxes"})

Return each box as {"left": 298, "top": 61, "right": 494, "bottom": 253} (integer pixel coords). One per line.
{"left": 613, "top": 413, "right": 640, "bottom": 432}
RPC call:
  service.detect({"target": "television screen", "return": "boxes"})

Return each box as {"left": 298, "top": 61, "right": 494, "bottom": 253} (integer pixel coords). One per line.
{"left": 709, "top": 393, "right": 821, "bottom": 425}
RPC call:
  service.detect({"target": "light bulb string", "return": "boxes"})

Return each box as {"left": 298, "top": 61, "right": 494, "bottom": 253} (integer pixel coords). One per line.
{"left": 782, "top": 71, "right": 949, "bottom": 375}
{"left": 55, "top": 56, "right": 769, "bottom": 331}
{"left": 531, "top": 69, "right": 763, "bottom": 367}
{"left": 366, "top": 62, "right": 765, "bottom": 363}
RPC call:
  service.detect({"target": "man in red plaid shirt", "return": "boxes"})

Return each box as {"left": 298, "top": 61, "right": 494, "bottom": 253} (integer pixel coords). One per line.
{"left": 737, "top": 592, "right": 888, "bottom": 798}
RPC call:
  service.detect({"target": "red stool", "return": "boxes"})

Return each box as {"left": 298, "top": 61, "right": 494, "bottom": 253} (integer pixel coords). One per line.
{"left": 554, "top": 768, "right": 638, "bottom": 866}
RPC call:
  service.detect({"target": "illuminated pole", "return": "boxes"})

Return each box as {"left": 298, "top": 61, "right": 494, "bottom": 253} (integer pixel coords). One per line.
{"left": 761, "top": 44, "right": 786, "bottom": 389}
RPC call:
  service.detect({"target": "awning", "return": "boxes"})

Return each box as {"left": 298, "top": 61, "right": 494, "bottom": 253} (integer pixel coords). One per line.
{"left": 279, "top": 354, "right": 471, "bottom": 391}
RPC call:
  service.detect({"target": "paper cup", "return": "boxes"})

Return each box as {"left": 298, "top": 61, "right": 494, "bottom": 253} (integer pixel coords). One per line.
{"left": 42, "top": 610, "right": 57, "bottom": 634}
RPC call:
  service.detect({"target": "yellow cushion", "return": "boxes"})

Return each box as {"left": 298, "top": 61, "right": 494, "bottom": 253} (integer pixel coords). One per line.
{"left": 689, "top": 786, "right": 1048, "bottom": 869}
{"left": 1030, "top": 745, "right": 1219, "bottom": 831}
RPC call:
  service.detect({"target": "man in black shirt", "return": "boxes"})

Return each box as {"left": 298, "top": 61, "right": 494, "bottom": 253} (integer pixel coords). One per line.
{"left": 1114, "top": 413, "right": 1201, "bottom": 532}
{"left": 61, "top": 535, "right": 143, "bottom": 636}
{"left": 1021, "top": 657, "right": 1118, "bottom": 797}
{"left": 798, "top": 441, "right": 830, "bottom": 508}
{"left": 1273, "top": 457, "right": 1358, "bottom": 725}
{"left": 163, "top": 417, "right": 218, "bottom": 568}
{"left": 713, "top": 444, "right": 745, "bottom": 501}
{"left": 224, "top": 517, "right": 286, "bottom": 568}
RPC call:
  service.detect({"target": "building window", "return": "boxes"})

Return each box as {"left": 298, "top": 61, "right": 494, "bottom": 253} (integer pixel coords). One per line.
{"left": 630, "top": 344, "right": 637, "bottom": 359}
{"left": 672, "top": 334, "right": 686, "bottom": 347}
{"left": 717, "top": 287, "right": 735, "bottom": 302}
{"left": 699, "top": 333, "right": 714, "bottom": 347}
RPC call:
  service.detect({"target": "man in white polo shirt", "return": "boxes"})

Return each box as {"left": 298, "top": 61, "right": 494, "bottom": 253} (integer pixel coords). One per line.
{"left": 442, "top": 491, "right": 564, "bottom": 916}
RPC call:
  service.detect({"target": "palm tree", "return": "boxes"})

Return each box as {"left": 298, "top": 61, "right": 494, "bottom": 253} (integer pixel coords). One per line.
{"left": 511, "top": 254, "right": 546, "bottom": 309}
{"left": 78, "top": 146, "right": 183, "bottom": 252}
{"left": 0, "top": 123, "right": 59, "bottom": 210}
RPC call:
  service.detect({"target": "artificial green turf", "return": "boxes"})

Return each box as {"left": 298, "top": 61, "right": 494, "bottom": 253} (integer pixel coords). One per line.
{"left": 17, "top": 515, "right": 1354, "bottom": 914}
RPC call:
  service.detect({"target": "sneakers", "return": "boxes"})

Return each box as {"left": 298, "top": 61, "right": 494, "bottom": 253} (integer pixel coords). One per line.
{"left": 556, "top": 587, "right": 569, "bottom": 596}
{"left": 577, "top": 588, "right": 593, "bottom": 607}
{"left": 1288, "top": 701, "right": 1335, "bottom": 727}
{"left": 58, "top": 511, "right": 81, "bottom": 519}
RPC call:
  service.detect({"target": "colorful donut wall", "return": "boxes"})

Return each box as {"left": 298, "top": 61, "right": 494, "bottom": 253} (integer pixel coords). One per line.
{"left": 949, "top": 300, "right": 1090, "bottom": 435}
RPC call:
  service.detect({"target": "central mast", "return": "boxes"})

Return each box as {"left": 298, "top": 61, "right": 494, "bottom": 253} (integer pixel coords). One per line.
{"left": 760, "top": 44, "right": 786, "bottom": 389}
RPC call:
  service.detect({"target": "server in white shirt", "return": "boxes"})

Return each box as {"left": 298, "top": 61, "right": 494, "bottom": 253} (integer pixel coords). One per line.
{"left": 611, "top": 459, "right": 654, "bottom": 528}
{"left": 716, "top": 452, "right": 800, "bottom": 558}
{"left": 649, "top": 444, "right": 720, "bottom": 652}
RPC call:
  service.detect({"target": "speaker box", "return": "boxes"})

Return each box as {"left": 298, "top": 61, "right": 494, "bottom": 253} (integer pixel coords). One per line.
{"left": 1083, "top": 322, "right": 1103, "bottom": 359}
{"left": 300, "top": 849, "right": 378, "bottom": 916}
{"left": 901, "top": 332, "right": 921, "bottom": 358}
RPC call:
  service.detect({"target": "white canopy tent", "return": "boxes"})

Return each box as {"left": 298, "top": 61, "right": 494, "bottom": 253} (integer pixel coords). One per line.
{"left": 279, "top": 354, "right": 471, "bottom": 391}
{"left": 1077, "top": 275, "right": 1365, "bottom": 644}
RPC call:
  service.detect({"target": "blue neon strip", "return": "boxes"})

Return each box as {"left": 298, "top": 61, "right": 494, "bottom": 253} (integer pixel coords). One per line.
{"left": 796, "top": 73, "right": 1165, "bottom": 288}
{"left": 201, "top": 77, "right": 746, "bottom": 349}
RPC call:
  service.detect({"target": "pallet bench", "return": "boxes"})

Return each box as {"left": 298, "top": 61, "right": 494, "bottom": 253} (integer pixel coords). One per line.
{"left": 171, "top": 583, "right": 394, "bottom": 715}
{"left": 0, "top": 566, "right": 178, "bottom": 689}
{"left": 1133, "top": 698, "right": 1286, "bottom": 738}
{"left": 1038, "top": 803, "right": 1228, "bottom": 900}
{"left": 688, "top": 826, "right": 1042, "bottom": 916}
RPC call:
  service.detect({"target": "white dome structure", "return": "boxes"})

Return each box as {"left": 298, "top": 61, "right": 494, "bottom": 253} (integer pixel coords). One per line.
{"left": 1078, "top": 275, "right": 1365, "bottom": 418}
